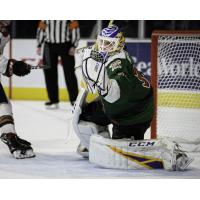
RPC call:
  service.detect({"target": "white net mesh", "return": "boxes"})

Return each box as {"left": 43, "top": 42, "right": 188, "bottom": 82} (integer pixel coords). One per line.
{"left": 157, "top": 34, "right": 200, "bottom": 147}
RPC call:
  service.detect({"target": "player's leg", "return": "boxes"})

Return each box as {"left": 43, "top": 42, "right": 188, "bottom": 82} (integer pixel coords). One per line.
{"left": 43, "top": 43, "right": 59, "bottom": 109}
{"left": 112, "top": 121, "right": 151, "bottom": 140}
{"left": 0, "top": 83, "right": 35, "bottom": 158}
{"left": 61, "top": 44, "right": 78, "bottom": 106}
{"left": 80, "top": 99, "right": 111, "bottom": 126}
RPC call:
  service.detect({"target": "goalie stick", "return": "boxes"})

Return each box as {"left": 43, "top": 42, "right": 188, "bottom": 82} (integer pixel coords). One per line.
{"left": 26, "top": 64, "right": 50, "bottom": 70}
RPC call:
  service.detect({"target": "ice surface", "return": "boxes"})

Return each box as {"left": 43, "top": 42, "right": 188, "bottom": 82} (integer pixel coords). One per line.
{"left": 0, "top": 101, "right": 200, "bottom": 178}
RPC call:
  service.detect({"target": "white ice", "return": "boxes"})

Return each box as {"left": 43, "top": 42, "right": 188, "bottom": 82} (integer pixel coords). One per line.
{"left": 0, "top": 100, "right": 200, "bottom": 178}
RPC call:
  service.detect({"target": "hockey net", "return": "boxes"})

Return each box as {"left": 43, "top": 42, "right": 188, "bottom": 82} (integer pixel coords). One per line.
{"left": 151, "top": 31, "right": 200, "bottom": 152}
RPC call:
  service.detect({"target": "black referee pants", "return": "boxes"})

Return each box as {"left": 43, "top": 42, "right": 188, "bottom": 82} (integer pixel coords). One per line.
{"left": 43, "top": 42, "right": 78, "bottom": 104}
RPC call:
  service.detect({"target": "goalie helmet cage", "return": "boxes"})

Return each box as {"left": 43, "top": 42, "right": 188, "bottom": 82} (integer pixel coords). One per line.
{"left": 151, "top": 30, "right": 200, "bottom": 143}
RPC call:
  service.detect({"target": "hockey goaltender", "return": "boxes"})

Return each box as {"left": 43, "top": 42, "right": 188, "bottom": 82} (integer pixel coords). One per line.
{"left": 72, "top": 24, "right": 193, "bottom": 171}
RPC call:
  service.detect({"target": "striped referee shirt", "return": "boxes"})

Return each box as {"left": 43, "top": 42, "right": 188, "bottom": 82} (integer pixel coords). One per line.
{"left": 36, "top": 20, "right": 80, "bottom": 48}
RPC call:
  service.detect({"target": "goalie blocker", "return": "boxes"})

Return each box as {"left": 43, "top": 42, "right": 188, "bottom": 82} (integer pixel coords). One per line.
{"left": 72, "top": 88, "right": 193, "bottom": 171}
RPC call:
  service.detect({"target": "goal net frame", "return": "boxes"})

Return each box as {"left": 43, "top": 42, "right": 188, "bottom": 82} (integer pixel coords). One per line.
{"left": 150, "top": 30, "right": 200, "bottom": 141}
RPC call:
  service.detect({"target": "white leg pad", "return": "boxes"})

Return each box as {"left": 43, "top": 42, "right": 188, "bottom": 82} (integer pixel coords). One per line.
{"left": 89, "top": 134, "right": 193, "bottom": 171}
{"left": 72, "top": 88, "right": 110, "bottom": 149}
{"left": 76, "top": 121, "right": 106, "bottom": 149}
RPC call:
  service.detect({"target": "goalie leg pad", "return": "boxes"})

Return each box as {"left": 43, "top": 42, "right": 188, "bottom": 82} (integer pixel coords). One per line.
{"left": 89, "top": 135, "right": 193, "bottom": 171}
{"left": 76, "top": 121, "right": 106, "bottom": 149}
{"left": 72, "top": 88, "right": 110, "bottom": 149}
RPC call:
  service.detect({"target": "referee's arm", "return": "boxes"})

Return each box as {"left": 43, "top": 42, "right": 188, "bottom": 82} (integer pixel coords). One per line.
{"left": 36, "top": 20, "right": 46, "bottom": 48}
{"left": 69, "top": 20, "right": 80, "bottom": 48}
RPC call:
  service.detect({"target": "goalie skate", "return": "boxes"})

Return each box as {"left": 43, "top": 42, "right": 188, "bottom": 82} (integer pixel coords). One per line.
{"left": 76, "top": 143, "right": 89, "bottom": 158}
{"left": 175, "top": 153, "right": 194, "bottom": 171}
{"left": 172, "top": 143, "right": 194, "bottom": 171}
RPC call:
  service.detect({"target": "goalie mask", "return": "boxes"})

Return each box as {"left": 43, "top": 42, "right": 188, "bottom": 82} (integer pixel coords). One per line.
{"left": 96, "top": 25, "right": 125, "bottom": 55}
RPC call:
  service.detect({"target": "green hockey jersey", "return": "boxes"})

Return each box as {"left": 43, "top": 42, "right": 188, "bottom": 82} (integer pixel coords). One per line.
{"left": 100, "top": 50, "right": 154, "bottom": 126}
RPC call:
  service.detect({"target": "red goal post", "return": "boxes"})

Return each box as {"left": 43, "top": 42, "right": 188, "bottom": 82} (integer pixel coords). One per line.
{"left": 151, "top": 30, "right": 200, "bottom": 141}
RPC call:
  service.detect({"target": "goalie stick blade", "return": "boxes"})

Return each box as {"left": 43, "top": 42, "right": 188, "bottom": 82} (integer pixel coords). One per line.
{"left": 74, "top": 88, "right": 87, "bottom": 108}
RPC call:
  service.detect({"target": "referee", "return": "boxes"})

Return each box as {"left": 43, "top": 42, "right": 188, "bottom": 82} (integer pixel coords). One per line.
{"left": 36, "top": 20, "right": 80, "bottom": 108}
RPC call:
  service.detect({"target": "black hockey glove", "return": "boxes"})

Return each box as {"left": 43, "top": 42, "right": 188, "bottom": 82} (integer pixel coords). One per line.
{"left": 4, "top": 59, "right": 31, "bottom": 77}
{"left": 12, "top": 60, "right": 31, "bottom": 76}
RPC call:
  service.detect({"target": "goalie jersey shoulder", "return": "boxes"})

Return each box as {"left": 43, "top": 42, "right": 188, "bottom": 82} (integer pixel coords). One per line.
{"left": 106, "top": 50, "right": 133, "bottom": 68}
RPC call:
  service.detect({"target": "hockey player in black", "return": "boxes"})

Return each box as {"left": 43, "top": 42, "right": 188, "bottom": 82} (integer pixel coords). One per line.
{"left": 0, "top": 20, "right": 35, "bottom": 159}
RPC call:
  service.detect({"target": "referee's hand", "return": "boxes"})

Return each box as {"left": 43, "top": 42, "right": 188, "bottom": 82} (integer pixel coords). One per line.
{"left": 37, "top": 47, "right": 42, "bottom": 56}
{"left": 69, "top": 47, "right": 75, "bottom": 56}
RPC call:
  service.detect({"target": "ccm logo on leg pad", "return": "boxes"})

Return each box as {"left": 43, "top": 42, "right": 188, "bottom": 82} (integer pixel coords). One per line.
{"left": 129, "top": 141, "right": 155, "bottom": 147}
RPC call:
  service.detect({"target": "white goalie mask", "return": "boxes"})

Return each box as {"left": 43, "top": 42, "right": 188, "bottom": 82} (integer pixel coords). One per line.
{"left": 96, "top": 25, "right": 125, "bottom": 55}
{"left": 97, "top": 35, "right": 120, "bottom": 53}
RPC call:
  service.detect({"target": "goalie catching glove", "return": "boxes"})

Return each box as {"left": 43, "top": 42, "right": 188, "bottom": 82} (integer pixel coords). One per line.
{"left": 82, "top": 49, "right": 111, "bottom": 97}
{"left": 4, "top": 59, "right": 31, "bottom": 77}
{"left": 0, "top": 133, "right": 35, "bottom": 159}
